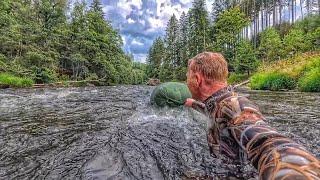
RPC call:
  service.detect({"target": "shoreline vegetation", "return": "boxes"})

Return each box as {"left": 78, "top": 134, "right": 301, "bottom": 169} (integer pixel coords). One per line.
{"left": 0, "top": 0, "right": 148, "bottom": 89}
{"left": 145, "top": 1, "right": 319, "bottom": 92}
{"left": 228, "top": 52, "right": 320, "bottom": 92}
{"left": 250, "top": 52, "right": 320, "bottom": 92}
{"left": 1, "top": 1, "right": 319, "bottom": 92}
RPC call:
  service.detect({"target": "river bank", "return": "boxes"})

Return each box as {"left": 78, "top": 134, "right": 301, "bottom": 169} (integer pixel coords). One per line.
{"left": 0, "top": 73, "right": 143, "bottom": 89}
{"left": 229, "top": 52, "right": 320, "bottom": 92}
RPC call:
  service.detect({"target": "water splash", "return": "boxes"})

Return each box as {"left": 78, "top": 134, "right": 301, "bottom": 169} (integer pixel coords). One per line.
{"left": 0, "top": 86, "right": 319, "bottom": 179}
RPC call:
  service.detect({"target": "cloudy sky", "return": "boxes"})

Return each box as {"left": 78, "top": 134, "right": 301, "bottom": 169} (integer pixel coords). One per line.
{"left": 102, "top": 0, "right": 213, "bottom": 62}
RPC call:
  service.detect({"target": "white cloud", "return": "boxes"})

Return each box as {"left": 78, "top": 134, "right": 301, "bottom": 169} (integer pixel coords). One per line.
{"left": 148, "top": 17, "right": 163, "bottom": 29}
{"left": 132, "top": 39, "right": 144, "bottom": 46}
{"left": 101, "top": 0, "right": 213, "bottom": 62}
{"left": 131, "top": 0, "right": 143, "bottom": 9}
{"left": 128, "top": 18, "right": 135, "bottom": 24}
{"left": 134, "top": 53, "right": 147, "bottom": 63}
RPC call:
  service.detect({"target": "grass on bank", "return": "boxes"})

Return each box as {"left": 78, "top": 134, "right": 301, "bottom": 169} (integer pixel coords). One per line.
{"left": 0, "top": 73, "right": 34, "bottom": 88}
{"left": 298, "top": 67, "right": 320, "bottom": 92}
{"left": 249, "top": 52, "right": 320, "bottom": 92}
{"left": 228, "top": 73, "right": 249, "bottom": 84}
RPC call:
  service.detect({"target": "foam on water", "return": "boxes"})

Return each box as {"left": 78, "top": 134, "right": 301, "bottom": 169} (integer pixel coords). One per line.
{"left": 0, "top": 86, "right": 319, "bottom": 179}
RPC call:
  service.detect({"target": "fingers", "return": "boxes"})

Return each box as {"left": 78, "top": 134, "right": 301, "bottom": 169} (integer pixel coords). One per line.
{"left": 184, "top": 98, "right": 195, "bottom": 107}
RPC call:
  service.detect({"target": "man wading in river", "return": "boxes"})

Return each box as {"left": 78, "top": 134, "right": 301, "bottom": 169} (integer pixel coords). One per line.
{"left": 184, "top": 52, "right": 320, "bottom": 179}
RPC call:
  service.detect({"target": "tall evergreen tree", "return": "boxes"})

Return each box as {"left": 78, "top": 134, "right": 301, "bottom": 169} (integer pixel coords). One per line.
{"left": 235, "top": 40, "right": 259, "bottom": 75}
{"left": 188, "top": 0, "right": 210, "bottom": 56}
{"left": 258, "top": 27, "right": 283, "bottom": 61}
{"left": 147, "top": 37, "right": 165, "bottom": 79}
{"left": 0, "top": 0, "right": 147, "bottom": 85}
{"left": 213, "top": 7, "right": 249, "bottom": 66}
{"left": 161, "top": 15, "right": 178, "bottom": 81}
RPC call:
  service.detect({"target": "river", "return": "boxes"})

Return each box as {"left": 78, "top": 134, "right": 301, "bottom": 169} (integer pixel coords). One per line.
{"left": 0, "top": 86, "right": 319, "bottom": 179}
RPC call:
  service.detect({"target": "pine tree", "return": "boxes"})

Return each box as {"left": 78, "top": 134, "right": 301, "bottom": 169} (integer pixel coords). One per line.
{"left": 176, "top": 12, "right": 189, "bottom": 80}
{"left": 258, "top": 27, "right": 283, "bottom": 61}
{"left": 90, "top": 0, "right": 104, "bottom": 16}
{"left": 147, "top": 37, "right": 165, "bottom": 79}
{"left": 211, "top": 0, "right": 229, "bottom": 22}
{"left": 161, "top": 15, "right": 178, "bottom": 81}
{"left": 283, "top": 29, "right": 312, "bottom": 56}
{"left": 213, "top": 7, "right": 249, "bottom": 66}
{"left": 235, "top": 40, "right": 258, "bottom": 75}
{"left": 188, "top": 0, "right": 210, "bottom": 55}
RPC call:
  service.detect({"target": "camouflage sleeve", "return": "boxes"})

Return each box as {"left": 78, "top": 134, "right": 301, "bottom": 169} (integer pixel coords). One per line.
{"left": 213, "top": 95, "right": 320, "bottom": 179}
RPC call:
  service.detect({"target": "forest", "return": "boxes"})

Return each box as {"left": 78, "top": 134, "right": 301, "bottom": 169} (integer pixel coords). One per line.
{"left": 146, "top": 0, "right": 320, "bottom": 91}
{"left": 0, "top": 0, "right": 319, "bottom": 91}
{"left": 0, "top": 0, "right": 147, "bottom": 87}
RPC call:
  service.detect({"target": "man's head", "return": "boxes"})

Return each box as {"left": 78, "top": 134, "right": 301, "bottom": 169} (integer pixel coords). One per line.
{"left": 186, "top": 52, "right": 228, "bottom": 101}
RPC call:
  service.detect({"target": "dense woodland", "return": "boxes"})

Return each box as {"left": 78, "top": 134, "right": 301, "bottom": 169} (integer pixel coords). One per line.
{"left": 0, "top": 0, "right": 147, "bottom": 85}
{"left": 146, "top": 0, "right": 320, "bottom": 82}
{"left": 0, "top": 0, "right": 319, "bottom": 89}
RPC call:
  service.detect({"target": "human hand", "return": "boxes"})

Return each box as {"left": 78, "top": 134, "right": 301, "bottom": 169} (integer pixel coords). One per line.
{"left": 185, "top": 98, "right": 206, "bottom": 114}
{"left": 184, "top": 98, "right": 195, "bottom": 107}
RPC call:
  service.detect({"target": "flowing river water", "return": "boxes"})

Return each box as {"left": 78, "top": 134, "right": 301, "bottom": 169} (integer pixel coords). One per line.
{"left": 0, "top": 86, "right": 319, "bottom": 179}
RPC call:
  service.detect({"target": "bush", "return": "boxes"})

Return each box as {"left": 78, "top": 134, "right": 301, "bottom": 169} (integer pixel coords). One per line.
{"left": 283, "top": 29, "right": 312, "bottom": 56}
{"left": 0, "top": 73, "right": 34, "bottom": 88}
{"left": 228, "top": 73, "right": 249, "bottom": 84}
{"left": 250, "top": 72, "right": 296, "bottom": 91}
{"left": 258, "top": 28, "right": 283, "bottom": 61}
{"left": 298, "top": 67, "right": 320, "bottom": 92}
{"left": 33, "top": 67, "right": 57, "bottom": 84}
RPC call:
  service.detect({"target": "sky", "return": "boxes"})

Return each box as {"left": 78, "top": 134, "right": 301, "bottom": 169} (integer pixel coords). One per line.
{"left": 100, "top": 0, "right": 305, "bottom": 63}
{"left": 102, "top": 0, "right": 214, "bottom": 62}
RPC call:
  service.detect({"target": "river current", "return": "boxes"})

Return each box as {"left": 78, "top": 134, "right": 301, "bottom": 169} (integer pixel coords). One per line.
{"left": 0, "top": 86, "right": 319, "bottom": 179}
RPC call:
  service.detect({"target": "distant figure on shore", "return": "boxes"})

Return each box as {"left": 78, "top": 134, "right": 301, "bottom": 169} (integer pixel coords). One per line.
{"left": 184, "top": 52, "right": 320, "bottom": 179}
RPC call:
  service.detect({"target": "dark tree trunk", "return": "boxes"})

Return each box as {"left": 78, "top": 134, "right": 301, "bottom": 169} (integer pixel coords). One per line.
{"left": 301, "top": 0, "right": 304, "bottom": 19}
{"left": 273, "top": 0, "right": 277, "bottom": 25}
{"left": 292, "top": 0, "right": 295, "bottom": 23}
{"left": 279, "top": 0, "right": 282, "bottom": 25}
{"left": 261, "top": 4, "right": 264, "bottom": 30}
{"left": 306, "top": 0, "right": 310, "bottom": 14}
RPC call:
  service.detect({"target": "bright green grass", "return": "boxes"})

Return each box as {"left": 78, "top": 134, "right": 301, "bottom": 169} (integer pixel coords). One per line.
{"left": 250, "top": 72, "right": 296, "bottom": 91}
{"left": 298, "top": 67, "right": 320, "bottom": 92}
{"left": 228, "top": 73, "right": 249, "bottom": 84}
{"left": 0, "top": 73, "right": 34, "bottom": 88}
{"left": 251, "top": 53, "right": 320, "bottom": 92}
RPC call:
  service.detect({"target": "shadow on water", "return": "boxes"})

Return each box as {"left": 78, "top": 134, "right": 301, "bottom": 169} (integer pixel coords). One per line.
{"left": 0, "top": 86, "right": 319, "bottom": 179}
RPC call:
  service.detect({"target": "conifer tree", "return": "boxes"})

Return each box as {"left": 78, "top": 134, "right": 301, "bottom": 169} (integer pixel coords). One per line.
{"left": 161, "top": 15, "right": 178, "bottom": 81}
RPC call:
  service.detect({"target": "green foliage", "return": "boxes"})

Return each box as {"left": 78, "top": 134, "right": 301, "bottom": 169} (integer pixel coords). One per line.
{"left": 250, "top": 72, "right": 296, "bottom": 91}
{"left": 147, "top": 37, "right": 165, "bottom": 79}
{"left": 309, "top": 27, "right": 320, "bottom": 50}
{"left": 293, "top": 15, "right": 320, "bottom": 34}
{"left": 258, "top": 28, "right": 283, "bottom": 61}
{"left": 33, "top": 67, "right": 57, "bottom": 84}
{"left": 213, "top": 7, "right": 249, "bottom": 63}
{"left": 283, "top": 29, "right": 312, "bottom": 56}
{"left": 228, "top": 73, "right": 249, "bottom": 84}
{"left": 0, "top": 0, "right": 147, "bottom": 86}
{"left": 253, "top": 53, "right": 320, "bottom": 91}
{"left": 298, "top": 67, "right": 320, "bottom": 92}
{"left": 0, "top": 73, "right": 33, "bottom": 88}
{"left": 235, "top": 40, "right": 259, "bottom": 75}
{"left": 188, "top": 0, "right": 210, "bottom": 56}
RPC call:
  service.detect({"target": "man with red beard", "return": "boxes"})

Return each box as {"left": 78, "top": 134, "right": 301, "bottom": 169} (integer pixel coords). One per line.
{"left": 184, "top": 52, "right": 320, "bottom": 179}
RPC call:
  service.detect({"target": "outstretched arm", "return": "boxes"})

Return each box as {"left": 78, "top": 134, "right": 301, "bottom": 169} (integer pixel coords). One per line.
{"left": 186, "top": 96, "right": 320, "bottom": 179}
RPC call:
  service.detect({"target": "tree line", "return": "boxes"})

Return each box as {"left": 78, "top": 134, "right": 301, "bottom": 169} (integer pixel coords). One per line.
{"left": 0, "top": 0, "right": 147, "bottom": 85}
{"left": 146, "top": 0, "right": 320, "bottom": 81}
